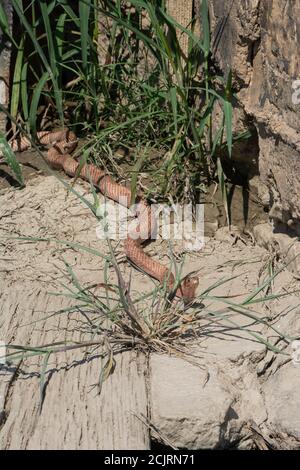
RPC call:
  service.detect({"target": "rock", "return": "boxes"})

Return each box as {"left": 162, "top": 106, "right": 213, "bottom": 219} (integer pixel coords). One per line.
{"left": 150, "top": 346, "right": 300, "bottom": 451}
{"left": 150, "top": 354, "right": 235, "bottom": 449}
{"left": 248, "top": 176, "right": 270, "bottom": 209}
{"left": 204, "top": 221, "right": 218, "bottom": 237}
{"left": 254, "top": 223, "right": 300, "bottom": 277}
{"left": 209, "top": 0, "right": 300, "bottom": 230}
{"left": 149, "top": 353, "right": 273, "bottom": 449}
{"left": 253, "top": 223, "right": 274, "bottom": 249}
{"left": 262, "top": 362, "right": 300, "bottom": 449}
{"left": 1, "top": 175, "right": 300, "bottom": 450}
{"left": 214, "top": 225, "right": 243, "bottom": 244}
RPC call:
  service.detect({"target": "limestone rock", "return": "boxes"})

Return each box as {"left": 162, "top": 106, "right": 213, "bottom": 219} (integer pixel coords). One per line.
{"left": 254, "top": 223, "right": 300, "bottom": 277}
{"left": 262, "top": 363, "right": 300, "bottom": 449}
{"left": 248, "top": 175, "right": 270, "bottom": 209}
{"left": 149, "top": 354, "right": 234, "bottom": 449}
{"left": 209, "top": 0, "right": 300, "bottom": 229}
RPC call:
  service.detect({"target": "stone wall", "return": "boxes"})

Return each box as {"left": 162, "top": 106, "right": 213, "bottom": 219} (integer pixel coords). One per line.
{"left": 0, "top": 0, "right": 13, "bottom": 133}
{"left": 209, "top": 0, "right": 300, "bottom": 232}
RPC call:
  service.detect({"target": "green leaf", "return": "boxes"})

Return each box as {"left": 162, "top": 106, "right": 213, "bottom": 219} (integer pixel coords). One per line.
{"left": 0, "top": 3, "right": 9, "bottom": 33}
{"left": 58, "top": 0, "right": 80, "bottom": 28}
{"left": 0, "top": 2, "right": 18, "bottom": 48}
{"left": 79, "top": 0, "right": 91, "bottom": 73}
{"left": 201, "top": 0, "right": 210, "bottom": 57}
{"left": 20, "top": 62, "right": 29, "bottom": 122}
{"left": 56, "top": 12, "right": 67, "bottom": 59}
{"left": 29, "top": 72, "right": 49, "bottom": 136}
{"left": 0, "top": 134, "right": 24, "bottom": 187}
{"left": 10, "top": 36, "right": 24, "bottom": 125}
{"left": 211, "top": 124, "right": 224, "bottom": 157}
{"left": 0, "top": 234, "right": 109, "bottom": 259}
{"left": 224, "top": 69, "right": 233, "bottom": 157}
{"left": 169, "top": 86, "right": 178, "bottom": 134}
{"left": 217, "top": 157, "right": 229, "bottom": 226}
{"left": 40, "top": 0, "right": 63, "bottom": 123}
{"left": 12, "top": 0, "right": 64, "bottom": 125}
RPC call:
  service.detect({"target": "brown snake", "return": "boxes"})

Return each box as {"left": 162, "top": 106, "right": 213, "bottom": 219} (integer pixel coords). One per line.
{"left": 10, "top": 129, "right": 199, "bottom": 300}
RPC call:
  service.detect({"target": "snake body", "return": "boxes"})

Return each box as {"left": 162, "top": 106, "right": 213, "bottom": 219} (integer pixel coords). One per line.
{"left": 10, "top": 129, "right": 199, "bottom": 300}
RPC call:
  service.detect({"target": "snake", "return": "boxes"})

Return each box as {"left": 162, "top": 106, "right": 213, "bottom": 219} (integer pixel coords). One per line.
{"left": 10, "top": 129, "right": 199, "bottom": 300}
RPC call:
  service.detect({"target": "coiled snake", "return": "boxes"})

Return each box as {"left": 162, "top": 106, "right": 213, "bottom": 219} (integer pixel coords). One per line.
{"left": 10, "top": 129, "right": 199, "bottom": 300}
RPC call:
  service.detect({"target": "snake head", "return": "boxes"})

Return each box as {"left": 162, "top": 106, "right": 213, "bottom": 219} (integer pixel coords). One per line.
{"left": 180, "top": 276, "right": 199, "bottom": 301}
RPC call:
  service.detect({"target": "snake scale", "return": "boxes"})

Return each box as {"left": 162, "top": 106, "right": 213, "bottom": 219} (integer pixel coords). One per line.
{"left": 10, "top": 129, "right": 199, "bottom": 300}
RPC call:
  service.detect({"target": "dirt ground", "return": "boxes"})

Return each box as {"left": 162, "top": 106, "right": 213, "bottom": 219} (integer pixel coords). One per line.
{"left": 0, "top": 155, "right": 299, "bottom": 449}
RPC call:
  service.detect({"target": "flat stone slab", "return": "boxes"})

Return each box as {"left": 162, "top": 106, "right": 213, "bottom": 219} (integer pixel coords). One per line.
{"left": 150, "top": 354, "right": 234, "bottom": 449}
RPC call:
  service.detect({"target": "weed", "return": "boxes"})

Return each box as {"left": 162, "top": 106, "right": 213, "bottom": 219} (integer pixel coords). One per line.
{"left": 0, "top": 0, "right": 250, "bottom": 202}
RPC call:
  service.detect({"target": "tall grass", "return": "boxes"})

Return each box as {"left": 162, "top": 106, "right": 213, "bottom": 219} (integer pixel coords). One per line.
{"left": 0, "top": 0, "right": 249, "bottom": 202}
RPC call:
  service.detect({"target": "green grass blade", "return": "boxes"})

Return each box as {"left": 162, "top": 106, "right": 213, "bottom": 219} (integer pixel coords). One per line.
{"left": 217, "top": 157, "right": 229, "bottom": 226}
{"left": 169, "top": 86, "right": 178, "bottom": 134}
{"left": 224, "top": 70, "right": 233, "bottom": 157}
{"left": 0, "top": 235, "right": 108, "bottom": 260}
{"left": 56, "top": 12, "right": 67, "bottom": 59}
{"left": 0, "top": 3, "right": 18, "bottom": 48}
{"left": 10, "top": 36, "right": 24, "bottom": 126}
{"left": 20, "top": 61, "right": 29, "bottom": 122}
{"left": 39, "top": 0, "right": 63, "bottom": 124}
{"left": 0, "top": 133, "right": 24, "bottom": 186}
{"left": 29, "top": 72, "right": 49, "bottom": 136}
{"left": 0, "top": 3, "right": 10, "bottom": 33}
{"left": 12, "top": 0, "right": 63, "bottom": 125}
{"left": 157, "top": 4, "right": 205, "bottom": 54}
{"left": 58, "top": 0, "right": 80, "bottom": 28}
{"left": 79, "top": 0, "right": 91, "bottom": 73}
{"left": 201, "top": 0, "right": 210, "bottom": 57}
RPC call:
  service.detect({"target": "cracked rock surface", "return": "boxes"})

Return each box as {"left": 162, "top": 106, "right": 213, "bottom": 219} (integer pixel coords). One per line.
{"left": 0, "top": 175, "right": 300, "bottom": 449}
